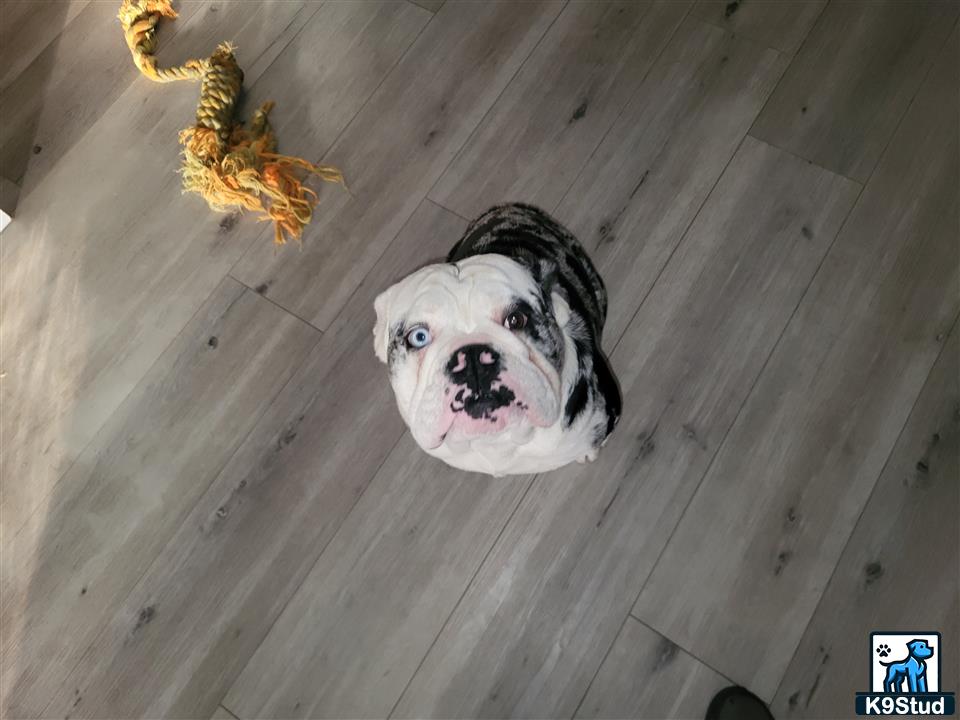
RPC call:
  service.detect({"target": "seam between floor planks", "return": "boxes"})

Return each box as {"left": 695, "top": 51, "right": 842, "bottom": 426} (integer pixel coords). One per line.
{"left": 10, "top": 3, "right": 953, "bottom": 717}
{"left": 384, "top": 473, "right": 539, "bottom": 719}
{"left": 381, "top": 9, "right": 860, "bottom": 708}
{"left": 228, "top": 275, "right": 325, "bottom": 334}
{"left": 4, "top": 0, "right": 434, "bottom": 552}
{"left": 620, "top": 157, "right": 865, "bottom": 696}
{"left": 546, "top": 1, "right": 698, "bottom": 221}
{"left": 741, "top": 22, "right": 959, "bottom": 697}
{"left": 691, "top": 0, "right": 828, "bottom": 57}
{"left": 4, "top": 269, "right": 226, "bottom": 550}
{"left": 576, "top": 131, "right": 863, "bottom": 716}
{"left": 388, "top": 9, "right": 744, "bottom": 718}
{"left": 747, "top": 13, "right": 960, "bottom": 191}
{"left": 222, "top": 2, "right": 439, "bottom": 279}
{"left": 422, "top": 0, "right": 671, "bottom": 214}
{"left": 632, "top": 19, "right": 958, "bottom": 696}
{"left": 221, "top": 11, "right": 828, "bottom": 717}
{"left": 627, "top": 612, "right": 737, "bottom": 687}
{"left": 2, "top": 0, "right": 322, "bottom": 548}
{"left": 565, "top": 5, "right": 950, "bottom": 703}
{"left": 8, "top": 5, "right": 435, "bottom": 714}
{"left": 14, "top": 281, "right": 326, "bottom": 718}
{"left": 768, "top": 308, "right": 960, "bottom": 706}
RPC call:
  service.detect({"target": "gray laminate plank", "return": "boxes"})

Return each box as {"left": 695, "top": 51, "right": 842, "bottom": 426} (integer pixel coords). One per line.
{"left": 770, "top": 326, "right": 959, "bottom": 718}
{"left": 0, "top": 0, "right": 90, "bottom": 92}
{"left": 554, "top": 15, "right": 788, "bottom": 342}
{"left": 0, "top": 280, "right": 318, "bottom": 719}
{"left": 0, "top": 0, "right": 205, "bottom": 192}
{"left": 223, "top": 435, "right": 531, "bottom": 719}
{"left": 391, "top": 138, "right": 859, "bottom": 719}
{"left": 38, "top": 201, "right": 468, "bottom": 720}
{"left": 634, "top": 27, "right": 960, "bottom": 700}
{"left": 231, "top": 1, "right": 565, "bottom": 329}
{"left": 690, "top": 0, "right": 826, "bottom": 55}
{"left": 749, "top": 0, "right": 958, "bottom": 182}
{"left": 237, "top": 0, "right": 432, "bottom": 179}
{"left": 429, "top": 0, "right": 692, "bottom": 219}
{"left": 0, "top": 0, "right": 422, "bottom": 552}
{"left": 575, "top": 617, "right": 731, "bottom": 720}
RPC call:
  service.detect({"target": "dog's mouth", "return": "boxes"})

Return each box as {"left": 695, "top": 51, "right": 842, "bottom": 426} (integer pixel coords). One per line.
{"left": 449, "top": 382, "right": 517, "bottom": 419}
{"left": 408, "top": 342, "right": 561, "bottom": 452}
{"left": 423, "top": 380, "right": 550, "bottom": 451}
{"left": 444, "top": 387, "right": 527, "bottom": 438}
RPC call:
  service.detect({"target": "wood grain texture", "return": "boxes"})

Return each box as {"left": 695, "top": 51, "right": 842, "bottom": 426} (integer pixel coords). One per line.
{"left": 691, "top": 0, "right": 826, "bottom": 54}
{"left": 391, "top": 138, "right": 859, "bottom": 719}
{"left": 635, "top": 28, "right": 960, "bottom": 700}
{"left": 232, "top": 1, "right": 564, "bottom": 329}
{"left": 0, "top": 0, "right": 90, "bottom": 91}
{"left": 0, "top": 0, "right": 204, "bottom": 192}
{"left": 749, "top": 0, "right": 958, "bottom": 182}
{"left": 553, "top": 15, "right": 788, "bottom": 342}
{"left": 38, "top": 201, "right": 466, "bottom": 720}
{"left": 4, "top": 4, "right": 955, "bottom": 717}
{"left": 0, "top": 0, "right": 417, "bottom": 553}
{"left": 575, "top": 618, "right": 730, "bottom": 720}
{"left": 223, "top": 435, "right": 531, "bottom": 719}
{"left": 429, "top": 0, "right": 692, "bottom": 219}
{"left": 235, "top": 0, "right": 431, "bottom": 190}
{"left": 1, "top": 280, "right": 318, "bottom": 719}
{"left": 771, "top": 326, "right": 959, "bottom": 719}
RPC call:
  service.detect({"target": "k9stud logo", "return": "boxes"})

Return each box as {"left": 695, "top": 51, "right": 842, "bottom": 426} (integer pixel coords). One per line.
{"left": 856, "top": 632, "right": 955, "bottom": 715}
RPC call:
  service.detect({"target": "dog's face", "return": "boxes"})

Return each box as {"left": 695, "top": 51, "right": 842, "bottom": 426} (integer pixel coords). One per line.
{"left": 373, "top": 254, "right": 572, "bottom": 452}
{"left": 908, "top": 640, "right": 934, "bottom": 659}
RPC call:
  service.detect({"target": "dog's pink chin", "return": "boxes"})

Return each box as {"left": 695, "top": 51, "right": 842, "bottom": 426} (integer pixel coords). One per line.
{"left": 422, "top": 386, "right": 553, "bottom": 450}
{"left": 446, "top": 403, "right": 522, "bottom": 439}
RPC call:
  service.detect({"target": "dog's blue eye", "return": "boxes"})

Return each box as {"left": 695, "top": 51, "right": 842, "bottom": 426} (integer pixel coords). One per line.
{"left": 405, "top": 326, "right": 431, "bottom": 349}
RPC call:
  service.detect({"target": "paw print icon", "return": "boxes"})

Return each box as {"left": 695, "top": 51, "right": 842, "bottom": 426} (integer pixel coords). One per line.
{"left": 876, "top": 643, "right": 892, "bottom": 658}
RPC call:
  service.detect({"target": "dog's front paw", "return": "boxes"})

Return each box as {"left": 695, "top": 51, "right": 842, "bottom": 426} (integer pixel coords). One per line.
{"left": 577, "top": 448, "right": 599, "bottom": 464}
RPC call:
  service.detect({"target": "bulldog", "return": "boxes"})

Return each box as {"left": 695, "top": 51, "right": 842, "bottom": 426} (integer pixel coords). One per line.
{"left": 373, "top": 203, "right": 621, "bottom": 476}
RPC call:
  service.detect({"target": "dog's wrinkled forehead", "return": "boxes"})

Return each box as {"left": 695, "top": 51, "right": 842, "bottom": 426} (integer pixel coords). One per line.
{"left": 395, "top": 256, "right": 539, "bottom": 322}
{"left": 373, "top": 255, "right": 545, "bottom": 366}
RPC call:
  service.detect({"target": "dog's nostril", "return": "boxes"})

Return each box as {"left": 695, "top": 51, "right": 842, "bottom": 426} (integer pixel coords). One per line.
{"left": 446, "top": 344, "right": 501, "bottom": 376}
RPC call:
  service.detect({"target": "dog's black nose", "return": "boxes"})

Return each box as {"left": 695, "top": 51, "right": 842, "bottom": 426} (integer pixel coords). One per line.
{"left": 446, "top": 344, "right": 514, "bottom": 420}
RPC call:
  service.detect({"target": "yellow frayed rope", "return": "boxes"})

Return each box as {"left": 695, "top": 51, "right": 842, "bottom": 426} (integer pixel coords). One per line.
{"left": 118, "top": 0, "right": 344, "bottom": 244}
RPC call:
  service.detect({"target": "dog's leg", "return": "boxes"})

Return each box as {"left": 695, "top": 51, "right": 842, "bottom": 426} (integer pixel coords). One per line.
{"left": 884, "top": 670, "right": 898, "bottom": 693}
{"left": 908, "top": 668, "right": 919, "bottom": 693}
{"left": 918, "top": 673, "right": 927, "bottom": 693}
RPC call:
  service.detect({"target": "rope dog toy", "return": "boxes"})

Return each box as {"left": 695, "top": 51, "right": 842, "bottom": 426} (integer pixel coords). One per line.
{"left": 118, "top": 0, "right": 344, "bottom": 244}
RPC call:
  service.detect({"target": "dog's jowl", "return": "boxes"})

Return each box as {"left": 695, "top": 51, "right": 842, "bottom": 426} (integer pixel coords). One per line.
{"left": 373, "top": 203, "right": 622, "bottom": 476}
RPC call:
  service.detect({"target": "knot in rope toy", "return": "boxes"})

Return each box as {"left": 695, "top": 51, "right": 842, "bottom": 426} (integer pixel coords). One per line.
{"left": 118, "top": 0, "right": 344, "bottom": 244}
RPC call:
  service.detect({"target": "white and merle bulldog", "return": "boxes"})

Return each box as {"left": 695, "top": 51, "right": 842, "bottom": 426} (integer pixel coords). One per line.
{"left": 373, "top": 203, "right": 621, "bottom": 476}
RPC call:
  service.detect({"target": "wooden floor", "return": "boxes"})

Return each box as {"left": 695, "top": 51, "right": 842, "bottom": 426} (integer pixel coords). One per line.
{"left": 2, "top": 1, "right": 957, "bottom": 718}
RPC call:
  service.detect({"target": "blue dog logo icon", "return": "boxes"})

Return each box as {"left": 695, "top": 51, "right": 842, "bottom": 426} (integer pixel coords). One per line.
{"left": 881, "top": 638, "right": 934, "bottom": 693}
{"left": 856, "top": 631, "right": 955, "bottom": 716}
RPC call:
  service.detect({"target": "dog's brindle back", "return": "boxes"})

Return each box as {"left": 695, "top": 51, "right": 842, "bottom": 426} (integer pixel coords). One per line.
{"left": 447, "top": 203, "right": 621, "bottom": 441}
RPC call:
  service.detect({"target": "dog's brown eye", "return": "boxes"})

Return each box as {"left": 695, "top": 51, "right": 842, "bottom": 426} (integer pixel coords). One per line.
{"left": 504, "top": 310, "right": 527, "bottom": 331}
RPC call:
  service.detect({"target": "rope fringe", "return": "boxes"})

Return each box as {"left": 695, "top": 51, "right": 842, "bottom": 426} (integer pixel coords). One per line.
{"left": 118, "top": 0, "right": 344, "bottom": 244}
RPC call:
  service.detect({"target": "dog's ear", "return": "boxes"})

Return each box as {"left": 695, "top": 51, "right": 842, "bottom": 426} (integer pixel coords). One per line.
{"left": 373, "top": 286, "right": 395, "bottom": 364}
{"left": 534, "top": 259, "right": 571, "bottom": 327}
{"left": 550, "top": 289, "right": 571, "bottom": 328}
